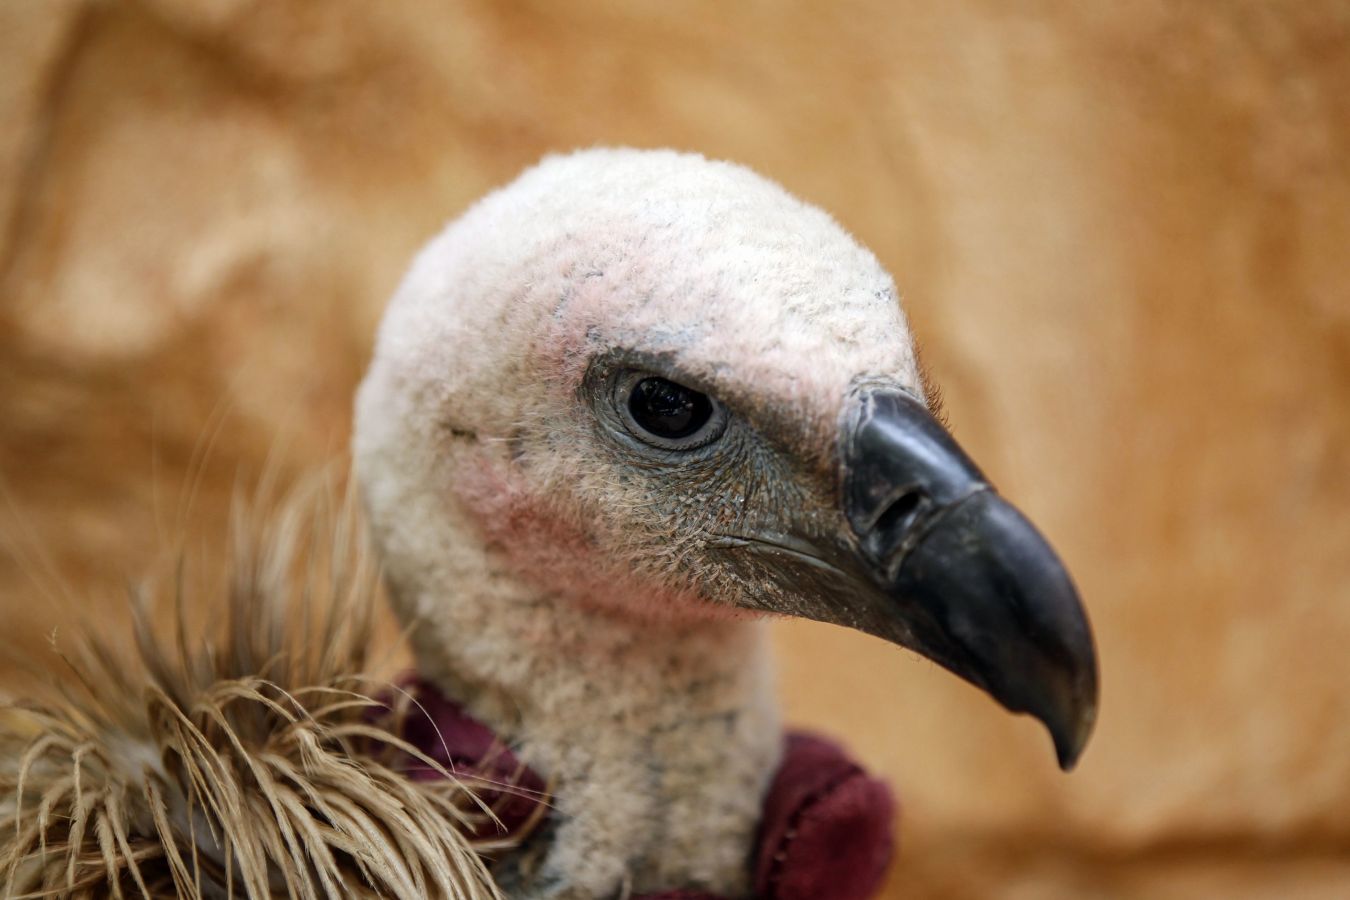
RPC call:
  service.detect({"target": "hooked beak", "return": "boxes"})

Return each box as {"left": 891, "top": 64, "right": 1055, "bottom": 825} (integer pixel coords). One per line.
{"left": 836, "top": 388, "right": 1098, "bottom": 769}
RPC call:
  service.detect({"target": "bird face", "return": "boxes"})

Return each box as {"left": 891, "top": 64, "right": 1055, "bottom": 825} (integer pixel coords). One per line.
{"left": 356, "top": 149, "right": 1097, "bottom": 768}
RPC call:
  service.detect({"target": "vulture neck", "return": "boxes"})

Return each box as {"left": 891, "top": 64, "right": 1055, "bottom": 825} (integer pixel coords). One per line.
{"left": 394, "top": 502, "right": 783, "bottom": 894}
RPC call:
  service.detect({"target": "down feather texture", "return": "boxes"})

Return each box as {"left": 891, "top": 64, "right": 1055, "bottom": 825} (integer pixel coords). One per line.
{"left": 0, "top": 486, "right": 521, "bottom": 899}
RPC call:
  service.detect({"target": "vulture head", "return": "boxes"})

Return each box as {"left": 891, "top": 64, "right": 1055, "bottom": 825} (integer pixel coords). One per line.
{"left": 357, "top": 148, "right": 1095, "bottom": 767}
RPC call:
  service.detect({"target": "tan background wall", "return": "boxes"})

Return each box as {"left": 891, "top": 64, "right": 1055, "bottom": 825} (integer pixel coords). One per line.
{"left": 2, "top": 2, "right": 1348, "bottom": 896}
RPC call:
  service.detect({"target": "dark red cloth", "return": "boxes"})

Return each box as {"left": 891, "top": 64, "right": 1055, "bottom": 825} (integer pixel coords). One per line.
{"left": 375, "top": 677, "right": 546, "bottom": 841}
{"left": 382, "top": 677, "right": 896, "bottom": 898}
{"left": 749, "top": 732, "right": 896, "bottom": 900}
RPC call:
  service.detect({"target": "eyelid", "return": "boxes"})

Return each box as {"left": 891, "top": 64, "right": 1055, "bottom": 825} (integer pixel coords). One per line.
{"left": 611, "top": 369, "right": 729, "bottom": 452}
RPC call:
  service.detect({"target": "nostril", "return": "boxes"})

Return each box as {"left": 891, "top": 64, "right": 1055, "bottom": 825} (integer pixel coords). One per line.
{"left": 872, "top": 488, "right": 925, "bottom": 538}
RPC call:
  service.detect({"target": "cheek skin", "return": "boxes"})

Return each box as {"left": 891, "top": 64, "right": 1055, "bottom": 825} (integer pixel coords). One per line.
{"left": 454, "top": 451, "right": 749, "bottom": 624}
{"left": 453, "top": 453, "right": 589, "bottom": 566}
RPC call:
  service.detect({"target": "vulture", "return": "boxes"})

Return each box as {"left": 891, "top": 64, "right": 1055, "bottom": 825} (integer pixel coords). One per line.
{"left": 0, "top": 148, "right": 1098, "bottom": 900}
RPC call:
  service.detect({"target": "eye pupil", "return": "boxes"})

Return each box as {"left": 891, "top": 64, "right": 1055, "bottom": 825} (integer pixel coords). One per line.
{"left": 628, "top": 377, "right": 712, "bottom": 440}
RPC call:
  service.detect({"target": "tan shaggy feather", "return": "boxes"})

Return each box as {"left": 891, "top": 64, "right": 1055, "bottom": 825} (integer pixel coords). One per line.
{"left": 0, "top": 484, "right": 530, "bottom": 899}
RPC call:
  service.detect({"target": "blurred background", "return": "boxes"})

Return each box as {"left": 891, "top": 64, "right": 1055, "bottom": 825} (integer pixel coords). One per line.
{"left": 2, "top": 1, "right": 1348, "bottom": 896}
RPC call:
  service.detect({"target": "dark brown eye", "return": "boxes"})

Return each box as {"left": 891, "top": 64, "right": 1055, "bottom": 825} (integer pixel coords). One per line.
{"left": 628, "top": 377, "right": 712, "bottom": 440}
{"left": 614, "top": 371, "right": 728, "bottom": 451}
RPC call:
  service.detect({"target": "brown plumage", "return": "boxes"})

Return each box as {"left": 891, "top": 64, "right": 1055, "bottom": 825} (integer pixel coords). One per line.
{"left": 0, "top": 486, "right": 520, "bottom": 899}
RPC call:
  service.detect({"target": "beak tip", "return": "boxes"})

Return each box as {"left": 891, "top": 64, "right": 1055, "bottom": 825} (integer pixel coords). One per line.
{"left": 1054, "top": 736, "right": 1083, "bottom": 772}
{"left": 1049, "top": 696, "right": 1097, "bottom": 772}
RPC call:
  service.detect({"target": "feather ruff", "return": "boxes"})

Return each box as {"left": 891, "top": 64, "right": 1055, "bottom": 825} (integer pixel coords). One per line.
{"left": 0, "top": 487, "right": 519, "bottom": 899}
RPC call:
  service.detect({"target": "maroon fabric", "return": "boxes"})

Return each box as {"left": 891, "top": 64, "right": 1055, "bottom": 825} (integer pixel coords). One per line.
{"left": 384, "top": 677, "right": 896, "bottom": 898}
{"left": 376, "top": 677, "right": 546, "bottom": 841}
{"left": 752, "top": 732, "right": 896, "bottom": 900}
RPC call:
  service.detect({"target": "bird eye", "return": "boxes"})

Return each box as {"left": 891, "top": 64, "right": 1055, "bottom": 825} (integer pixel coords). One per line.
{"left": 615, "top": 371, "right": 727, "bottom": 451}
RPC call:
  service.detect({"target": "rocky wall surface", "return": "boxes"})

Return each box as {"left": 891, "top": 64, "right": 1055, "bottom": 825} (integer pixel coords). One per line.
{"left": 2, "top": 1, "right": 1348, "bottom": 895}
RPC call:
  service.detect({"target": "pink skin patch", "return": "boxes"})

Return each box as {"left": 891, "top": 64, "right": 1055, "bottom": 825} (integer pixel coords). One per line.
{"left": 454, "top": 449, "right": 749, "bottom": 626}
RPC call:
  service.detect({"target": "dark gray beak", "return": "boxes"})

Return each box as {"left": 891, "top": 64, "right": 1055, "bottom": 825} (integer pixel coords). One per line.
{"left": 840, "top": 388, "right": 1098, "bottom": 770}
